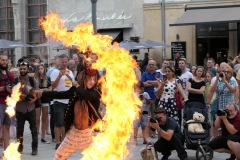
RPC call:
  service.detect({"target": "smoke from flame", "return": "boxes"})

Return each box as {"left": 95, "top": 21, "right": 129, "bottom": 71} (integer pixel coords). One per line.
{"left": 5, "top": 83, "right": 21, "bottom": 117}
{"left": 40, "top": 13, "right": 141, "bottom": 159}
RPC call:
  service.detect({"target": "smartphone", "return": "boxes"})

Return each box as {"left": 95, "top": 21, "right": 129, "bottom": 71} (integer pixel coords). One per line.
{"left": 162, "top": 75, "right": 166, "bottom": 81}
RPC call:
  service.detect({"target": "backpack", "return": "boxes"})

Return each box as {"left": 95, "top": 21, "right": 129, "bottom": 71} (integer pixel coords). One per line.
{"left": 140, "top": 143, "right": 158, "bottom": 160}
{"left": 0, "top": 70, "right": 13, "bottom": 86}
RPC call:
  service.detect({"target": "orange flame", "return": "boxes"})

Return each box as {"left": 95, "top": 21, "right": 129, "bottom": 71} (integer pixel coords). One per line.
{"left": 3, "top": 142, "right": 21, "bottom": 160}
{"left": 5, "top": 83, "right": 21, "bottom": 117}
{"left": 40, "top": 13, "right": 141, "bottom": 159}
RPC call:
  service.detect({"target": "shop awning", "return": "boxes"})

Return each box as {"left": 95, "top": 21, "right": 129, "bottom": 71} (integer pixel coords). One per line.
{"left": 170, "top": 7, "right": 240, "bottom": 26}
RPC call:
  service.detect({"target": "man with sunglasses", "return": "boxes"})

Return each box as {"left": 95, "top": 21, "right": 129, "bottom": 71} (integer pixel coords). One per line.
{"left": 149, "top": 108, "right": 189, "bottom": 160}
{"left": 15, "top": 61, "right": 39, "bottom": 155}
{"left": 0, "top": 54, "right": 14, "bottom": 151}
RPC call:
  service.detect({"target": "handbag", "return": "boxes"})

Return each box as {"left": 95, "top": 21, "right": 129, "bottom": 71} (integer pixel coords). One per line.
{"left": 175, "top": 91, "right": 183, "bottom": 110}
{"left": 175, "top": 79, "right": 183, "bottom": 110}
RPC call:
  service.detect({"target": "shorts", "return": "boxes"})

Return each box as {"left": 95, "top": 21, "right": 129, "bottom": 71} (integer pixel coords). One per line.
{"left": 0, "top": 104, "right": 11, "bottom": 127}
{"left": 133, "top": 113, "right": 148, "bottom": 130}
{"left": 54, "top": 101, "right": 67, "bottom": 127}
{"left": 41, "top": 103, "right": 49, "bottom": 107}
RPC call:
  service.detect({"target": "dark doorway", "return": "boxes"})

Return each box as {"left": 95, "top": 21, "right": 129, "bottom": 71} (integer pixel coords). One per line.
{"left": 197, "top": 37, "right": 229, "bottom": 65}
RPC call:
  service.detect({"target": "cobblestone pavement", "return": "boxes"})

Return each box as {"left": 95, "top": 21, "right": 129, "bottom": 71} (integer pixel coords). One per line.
{"left": 0, "top": 125, "right": 229, "bottom": 160}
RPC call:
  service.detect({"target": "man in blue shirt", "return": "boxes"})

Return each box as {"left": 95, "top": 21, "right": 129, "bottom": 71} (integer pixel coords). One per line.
{"left": 141, "top": 59, "right": 159, "bottom": 117}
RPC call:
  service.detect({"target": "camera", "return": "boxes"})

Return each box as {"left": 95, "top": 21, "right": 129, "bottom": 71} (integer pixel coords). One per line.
{"left": 217, "top": 109, "right": 230, "bottom": 117}
{"left": 25, "top": 94, "right": 34, "bottom": 101}
{"left": 219, "top": 72, "right": 224, "bottom": 78}
{"left": 150, "top": 117, "right": 161, "bottom": 123}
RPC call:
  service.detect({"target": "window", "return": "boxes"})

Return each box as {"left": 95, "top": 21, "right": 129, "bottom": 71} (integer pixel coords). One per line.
{"left": 0, "top": 0, "right": 15, "bottom": 63}
{"left": 27, "top": 0, "right": 47, "bottom": 55}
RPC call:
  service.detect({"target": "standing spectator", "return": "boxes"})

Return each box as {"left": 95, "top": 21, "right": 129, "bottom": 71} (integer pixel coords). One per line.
{"left": 50, "top": 54, "right": 74, "bottom": 150}
{"left": 203, "top": 53, "right": 210, "bottom": 69}
{"left": 174, "top": 52, "right": 181, "bottom": 76}
{"left": 156, "top": 59, "right": 170, "bottom": 80}
{"left": 133, "top": 81, "right": 150, "bottom": 145}
{"left": 190, "top": 65, "right": 197, "bottom": 74}
{"left": 187, "top": 66, "right": 206, "bottom": 103}
{"left": 210, "top": 64, "right": 237, "bottom": 110}
{"left": 141, "top": 52, "right": 149, "bottom": 73}
{"left": 156, "top": 66, "right": 187, "bottom": 123}
{"left": 178, "top": 59, "right": 193, "bottom": 127}
{"left": 68, "top": 60, "right": 77, "bottom": 77}
{"left": 205, "top": 71, "right": 217, "bottom": 139}
{"left": 227, "top": 56, "right": 234, "bottom": 68}
{"left": 0, "top": 54, "right": 14, "bottom": 150}
{"left": 15, "top": 62, "right": 38, "bottom": 155}
{"left": 47, "top": 55, "right": 60, "bottom": 78}
{"left": 71, "top": 53, "right": 79, "bottom": 66}
{"left": 34, "top": 64, "right": 52, "bottom": 144}
{"left": 10, "top": 68, "right": 19, "bottom": 79}
{"left": 28, "top": 58, "right": 36, "bottom": 73}
{"left": 206, "top": 58, "right": 217, "bottom": 76}
{"left": 141, "top": 60, "right": 158, "bottom": 117}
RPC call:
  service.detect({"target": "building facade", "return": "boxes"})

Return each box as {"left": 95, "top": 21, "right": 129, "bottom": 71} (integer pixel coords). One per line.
{"left": 144, "top": 0, "right": 240, "bottom": 65}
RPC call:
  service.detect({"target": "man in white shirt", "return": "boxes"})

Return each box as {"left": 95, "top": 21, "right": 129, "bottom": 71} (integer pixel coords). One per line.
{"left": 50, "top": 54, "right": 74, "bottom": 150}
{"left": 178, "top": 59, "right": 193, "bottom": 128}
{"left": 156, "top": 59, "right": 170, "bottom": 80}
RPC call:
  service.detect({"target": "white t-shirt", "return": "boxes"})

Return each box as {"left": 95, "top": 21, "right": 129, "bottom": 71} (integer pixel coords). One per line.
{"left": 140, "top": 92, "right": 150, "bottom": 112}
{"left": 50, "top": 69, "right": 75, "bottom": 104}
{"left": 179, "top": 71, "right": 193, "bottom": 95}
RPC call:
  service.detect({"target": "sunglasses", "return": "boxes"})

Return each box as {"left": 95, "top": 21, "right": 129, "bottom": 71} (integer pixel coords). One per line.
{"left": 20, "top": 62, "right": 28, "bottom": 65}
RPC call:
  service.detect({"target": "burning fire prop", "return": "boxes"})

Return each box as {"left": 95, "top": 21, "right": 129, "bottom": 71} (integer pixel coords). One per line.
{"left": 5, "top": 83, "right": 21, "bottom": 118}
{"left": 40, "top": 13, "right": 141, "bottom": 159}
{"left": 4, "top": 83, "right": 21, "bottom": 160}
{"left": 3, "top": 142, "right": 21, "bottom": 160}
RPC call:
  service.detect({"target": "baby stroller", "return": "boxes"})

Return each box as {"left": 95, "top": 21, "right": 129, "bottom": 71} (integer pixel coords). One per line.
{"left": 183, "top": 101, "right": 213, "bottom": 160}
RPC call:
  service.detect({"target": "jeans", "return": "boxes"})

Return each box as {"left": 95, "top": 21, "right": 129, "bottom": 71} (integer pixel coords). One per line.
{"left": 16, "top": 110, "right": 38, "bottom": 150}
{"left": 154, "top": 133, "right": 187, "bottom": 159}
{"left": 50, "top": 104, "right": 55, "bottom": 139}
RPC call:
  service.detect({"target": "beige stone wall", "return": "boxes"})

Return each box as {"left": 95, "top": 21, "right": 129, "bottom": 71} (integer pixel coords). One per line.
{"left": 143, "top": 0, "right": 240, "bottom": 65}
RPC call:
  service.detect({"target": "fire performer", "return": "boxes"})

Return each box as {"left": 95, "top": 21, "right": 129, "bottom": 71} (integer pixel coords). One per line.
{"left": 36, "top": 68, "right": 101, "bottom": 160}
{"left": 0, "top": 54, "right": 14, "bottom": 150}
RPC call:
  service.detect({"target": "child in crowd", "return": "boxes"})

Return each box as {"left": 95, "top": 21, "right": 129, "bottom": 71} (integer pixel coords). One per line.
{"left": 133, "top": 82, "right": 150, "bottom": 145}
{"left": 205, "top": 71, "right": 217, "bottom": 139}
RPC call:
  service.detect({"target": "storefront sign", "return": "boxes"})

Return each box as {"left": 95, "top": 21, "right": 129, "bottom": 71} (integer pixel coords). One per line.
{"left": 197, "top": 24, "right": 228, "bottom": 36}
{"left": 171, "top": 42, "right": 186, "bottom": 60}
{"left": 64, "top": 11, "right": 132, "bottom": 23}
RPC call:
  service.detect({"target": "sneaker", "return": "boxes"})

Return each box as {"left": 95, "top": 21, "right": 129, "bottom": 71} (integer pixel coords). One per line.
{"left": 55, "top": 143, "right": 61, "bottom": 150}
{"left": 41, "top": 139, "right": 50, "bottom": 144}
{"left": 31, "top": 149, "right": 38, "bottom": 155}
{"left": 52, "top": 138, "right": 56, "bottom": 142}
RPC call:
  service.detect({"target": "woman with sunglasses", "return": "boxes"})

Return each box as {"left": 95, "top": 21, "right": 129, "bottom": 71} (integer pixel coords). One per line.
{"left": 210, "top": 64, "right": 237, "bottom": 110}
{"left": 34, "top": 64, "right": 52, "bottom": 144}
{"left": 156, "top": 66, "right": 188, "bottom": 123}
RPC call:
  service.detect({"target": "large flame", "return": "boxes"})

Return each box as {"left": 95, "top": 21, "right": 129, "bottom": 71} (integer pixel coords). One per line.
{"left": 3, "top": 142, "right": 21, "bottom": 160}
{"left": 40, "top": 13, "right": 141, "bottom": 159}
{"left": 5, "top": 83, "right": 21, "bottom": 117}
